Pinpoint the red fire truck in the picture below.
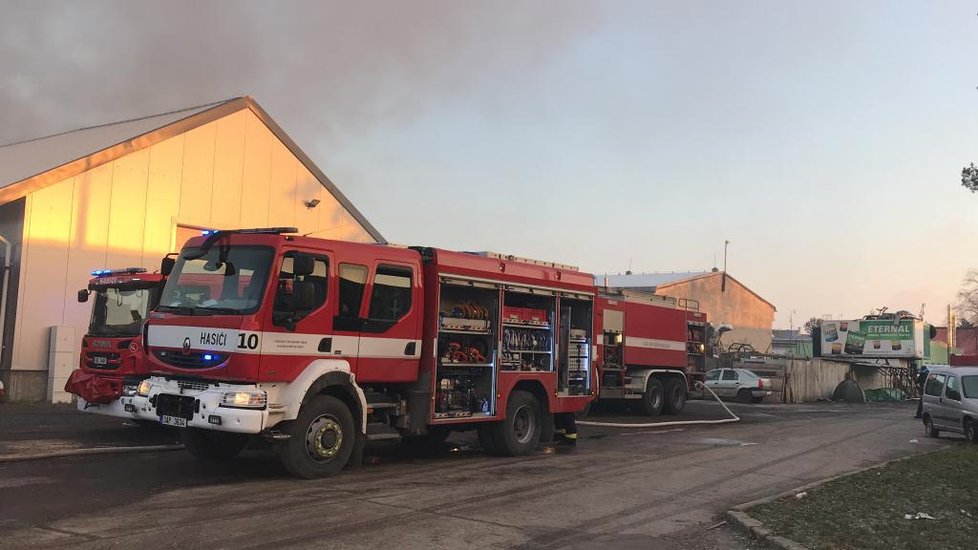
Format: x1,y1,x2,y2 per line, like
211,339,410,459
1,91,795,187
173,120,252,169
125,228,597,478
66,264,169,416
593,290,708,415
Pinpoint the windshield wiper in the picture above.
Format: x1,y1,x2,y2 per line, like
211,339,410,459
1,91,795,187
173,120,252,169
193,306,241,315
157,305,197,315
90,325,132,337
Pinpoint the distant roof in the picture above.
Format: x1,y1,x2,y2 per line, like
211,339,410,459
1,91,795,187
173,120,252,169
597,271,712,289
599,270,776,311
0,96,384,243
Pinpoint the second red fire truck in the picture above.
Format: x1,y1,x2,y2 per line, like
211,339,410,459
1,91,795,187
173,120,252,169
593,290,708,415
66,263,169,415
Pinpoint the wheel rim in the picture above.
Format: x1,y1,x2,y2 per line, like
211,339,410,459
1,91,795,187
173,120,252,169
512,404,535,444
306,415,343,462
648,386,662,408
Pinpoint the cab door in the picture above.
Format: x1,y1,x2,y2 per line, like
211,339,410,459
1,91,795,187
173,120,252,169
355,261,422,383
259,250,332,382
330,263,370,374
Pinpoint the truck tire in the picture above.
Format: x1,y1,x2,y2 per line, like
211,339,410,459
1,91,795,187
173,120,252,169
278,395,356,479
663,378,687,415
478,425,501,456
641,378,665,416
491,391,540,456
923,415,940,439
182,429,248,461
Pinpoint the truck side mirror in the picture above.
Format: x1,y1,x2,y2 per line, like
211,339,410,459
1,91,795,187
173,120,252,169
292,254,315,277
77,289,90,303
160,256,176,276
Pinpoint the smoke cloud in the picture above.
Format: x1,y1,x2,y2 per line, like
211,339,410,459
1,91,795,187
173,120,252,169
0,1,605,147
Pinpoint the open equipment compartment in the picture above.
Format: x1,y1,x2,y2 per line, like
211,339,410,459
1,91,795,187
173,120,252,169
434,278,499,419
501,287,555,372
558,294,593,396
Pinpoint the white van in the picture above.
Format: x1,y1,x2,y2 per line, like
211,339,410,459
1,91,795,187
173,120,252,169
921,365,978,442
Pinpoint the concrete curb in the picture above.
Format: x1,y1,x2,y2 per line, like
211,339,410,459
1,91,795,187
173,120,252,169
0,444,184,463
725,445,949,549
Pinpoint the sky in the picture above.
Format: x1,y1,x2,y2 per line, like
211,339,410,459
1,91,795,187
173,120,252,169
1,1,976,329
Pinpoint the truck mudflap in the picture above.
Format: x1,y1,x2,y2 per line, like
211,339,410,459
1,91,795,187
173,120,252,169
65,369,122,404
129,377,271,434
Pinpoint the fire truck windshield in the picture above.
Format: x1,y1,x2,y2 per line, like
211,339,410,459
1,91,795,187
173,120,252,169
89,287,154,337
158,245,273,316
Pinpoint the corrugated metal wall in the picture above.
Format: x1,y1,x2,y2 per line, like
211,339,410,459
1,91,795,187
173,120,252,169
11,109,375,382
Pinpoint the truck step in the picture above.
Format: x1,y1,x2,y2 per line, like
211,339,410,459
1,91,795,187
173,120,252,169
366,422,401,441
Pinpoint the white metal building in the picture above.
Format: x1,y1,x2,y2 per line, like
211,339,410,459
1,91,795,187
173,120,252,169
0,97,383,401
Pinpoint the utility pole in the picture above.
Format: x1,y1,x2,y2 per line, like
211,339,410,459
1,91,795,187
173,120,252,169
721,240,729,292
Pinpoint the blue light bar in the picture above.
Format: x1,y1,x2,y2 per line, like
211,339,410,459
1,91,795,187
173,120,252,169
201,229,217,236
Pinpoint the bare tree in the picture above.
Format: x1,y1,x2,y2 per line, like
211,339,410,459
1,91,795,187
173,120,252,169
956,269,978,324
803,317,821,335
963,163,978,193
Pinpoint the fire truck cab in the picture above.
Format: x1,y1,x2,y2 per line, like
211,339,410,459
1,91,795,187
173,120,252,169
130,228,596,478
67,265,167,416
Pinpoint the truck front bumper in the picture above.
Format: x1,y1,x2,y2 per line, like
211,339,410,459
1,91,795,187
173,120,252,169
129,377,271,434
77,394,141,419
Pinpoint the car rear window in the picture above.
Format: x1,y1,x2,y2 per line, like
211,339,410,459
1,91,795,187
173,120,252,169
963,376,978,399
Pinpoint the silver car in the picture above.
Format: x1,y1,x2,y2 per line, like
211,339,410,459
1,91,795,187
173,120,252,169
704,368,773,403
921,365,978,442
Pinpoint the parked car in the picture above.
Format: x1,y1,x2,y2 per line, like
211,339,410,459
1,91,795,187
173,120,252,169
703,368,772,403
921,365,978,442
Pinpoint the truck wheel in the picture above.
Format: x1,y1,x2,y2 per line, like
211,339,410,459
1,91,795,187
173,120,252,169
478,425,501,456
641,378,665,416
278,395,355,479
182,429,248,461
964,419,977,443
663,379,687,415
491,391,540,456
737,388,753,403
923,415,940,438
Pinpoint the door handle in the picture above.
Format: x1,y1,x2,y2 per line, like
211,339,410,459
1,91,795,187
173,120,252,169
404,341,416,356
318,338,332,353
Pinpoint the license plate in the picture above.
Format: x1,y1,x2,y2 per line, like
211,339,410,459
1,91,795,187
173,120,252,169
93,356,108,365
160,415,187,428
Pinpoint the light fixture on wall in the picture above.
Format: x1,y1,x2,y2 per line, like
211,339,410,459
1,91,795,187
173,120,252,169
303,199,321,209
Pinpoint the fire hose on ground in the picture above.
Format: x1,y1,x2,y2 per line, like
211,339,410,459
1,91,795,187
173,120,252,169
577,381,741,428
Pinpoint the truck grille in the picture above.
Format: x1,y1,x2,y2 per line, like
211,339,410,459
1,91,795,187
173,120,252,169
177,380,212,393
152,349,227,369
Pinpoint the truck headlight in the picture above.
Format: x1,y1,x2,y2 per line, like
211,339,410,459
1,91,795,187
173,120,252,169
137,379,153,396
221,390,267,409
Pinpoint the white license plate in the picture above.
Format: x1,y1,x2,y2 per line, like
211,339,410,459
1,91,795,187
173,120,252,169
160,415,187,428
93,356,108,365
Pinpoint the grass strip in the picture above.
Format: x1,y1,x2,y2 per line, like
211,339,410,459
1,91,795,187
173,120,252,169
749,443,978,550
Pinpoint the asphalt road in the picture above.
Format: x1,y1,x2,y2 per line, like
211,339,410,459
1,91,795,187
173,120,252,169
0,400,950,549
